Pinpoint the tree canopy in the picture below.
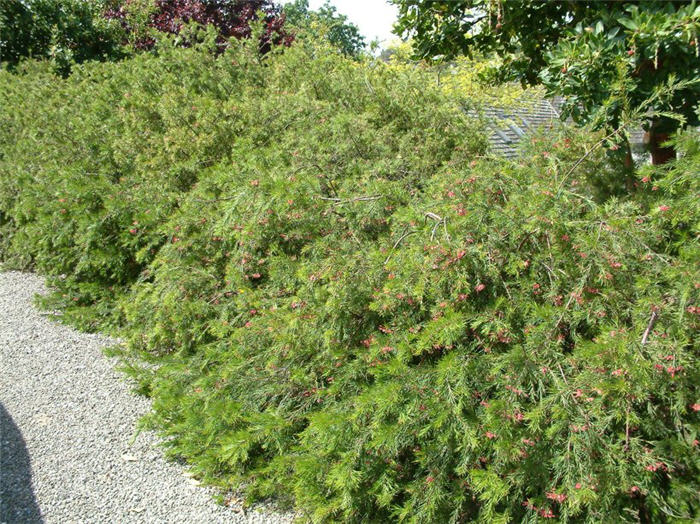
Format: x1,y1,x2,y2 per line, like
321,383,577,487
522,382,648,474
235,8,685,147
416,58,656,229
0,0,125,71
282,0,365,57
0,0,292,73
392,0,700,162
105,0,291,52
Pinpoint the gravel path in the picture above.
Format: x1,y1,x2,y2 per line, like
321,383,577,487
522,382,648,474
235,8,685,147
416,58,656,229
0,271,294,524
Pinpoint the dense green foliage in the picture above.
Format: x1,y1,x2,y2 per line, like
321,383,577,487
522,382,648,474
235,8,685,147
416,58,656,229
392,1,700,151
1,35,699,522
283,0,364,57
105,0,291,52
1,0,291,74
0,0,126,73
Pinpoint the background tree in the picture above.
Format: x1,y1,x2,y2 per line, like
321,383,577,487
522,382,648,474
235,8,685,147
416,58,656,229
282,0,364,57
105,0,292,53
0,0,126,73
392,0,700,164
0,0,292,74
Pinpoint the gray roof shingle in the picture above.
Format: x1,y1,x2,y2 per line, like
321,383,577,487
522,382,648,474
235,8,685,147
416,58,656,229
484,98,561,158
480,95,651,158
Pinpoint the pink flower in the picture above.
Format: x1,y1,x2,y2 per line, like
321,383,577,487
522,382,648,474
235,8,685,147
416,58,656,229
646,461,666,472
485,431,497,439
691,403,700,412
539,508,556,518
546,492,567,503
658,205,670,212
522,500,538,511
666,365,683,377
475,283,486,292
575,483,582,490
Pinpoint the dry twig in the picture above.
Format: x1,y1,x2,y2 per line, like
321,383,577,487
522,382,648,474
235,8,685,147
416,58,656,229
319,195,381,204
384,229,416,265
641,310,658,346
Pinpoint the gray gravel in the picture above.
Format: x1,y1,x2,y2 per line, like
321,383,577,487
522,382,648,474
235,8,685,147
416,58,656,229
0,271,295,524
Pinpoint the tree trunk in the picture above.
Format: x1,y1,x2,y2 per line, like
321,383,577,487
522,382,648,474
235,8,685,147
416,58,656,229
645,128,676,165
623,135,634,169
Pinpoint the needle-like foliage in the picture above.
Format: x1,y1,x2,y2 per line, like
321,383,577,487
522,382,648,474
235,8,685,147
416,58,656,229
0,34,698,523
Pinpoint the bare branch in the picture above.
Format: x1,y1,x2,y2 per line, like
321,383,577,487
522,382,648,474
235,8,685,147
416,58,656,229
641,310,658,346
557,124,630,193
430,220,442,241
319,195,382,205
384,229,416,265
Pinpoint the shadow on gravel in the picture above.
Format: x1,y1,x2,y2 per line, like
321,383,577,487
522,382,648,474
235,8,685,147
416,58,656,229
0,403,43,523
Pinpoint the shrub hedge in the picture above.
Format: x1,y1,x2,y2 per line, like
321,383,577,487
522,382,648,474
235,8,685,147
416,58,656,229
1,36,698,522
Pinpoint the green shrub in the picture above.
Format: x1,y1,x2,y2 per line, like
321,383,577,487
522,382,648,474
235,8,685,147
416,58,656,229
1,36,248,327
1,37,698,522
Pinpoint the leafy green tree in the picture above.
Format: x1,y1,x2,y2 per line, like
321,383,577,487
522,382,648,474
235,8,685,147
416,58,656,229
1,0,292,74
0,0,126,73
283,0,364,56
392,0,700,164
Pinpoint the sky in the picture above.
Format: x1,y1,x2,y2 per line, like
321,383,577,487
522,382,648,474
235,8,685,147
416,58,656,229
279,0,400,47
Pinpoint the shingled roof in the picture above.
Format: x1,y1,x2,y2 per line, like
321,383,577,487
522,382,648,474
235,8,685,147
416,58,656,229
482,95,651,158
484,98,561,158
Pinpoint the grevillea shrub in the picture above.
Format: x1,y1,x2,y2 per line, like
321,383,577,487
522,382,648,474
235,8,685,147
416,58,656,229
1,37,698,522
0,37,251,327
